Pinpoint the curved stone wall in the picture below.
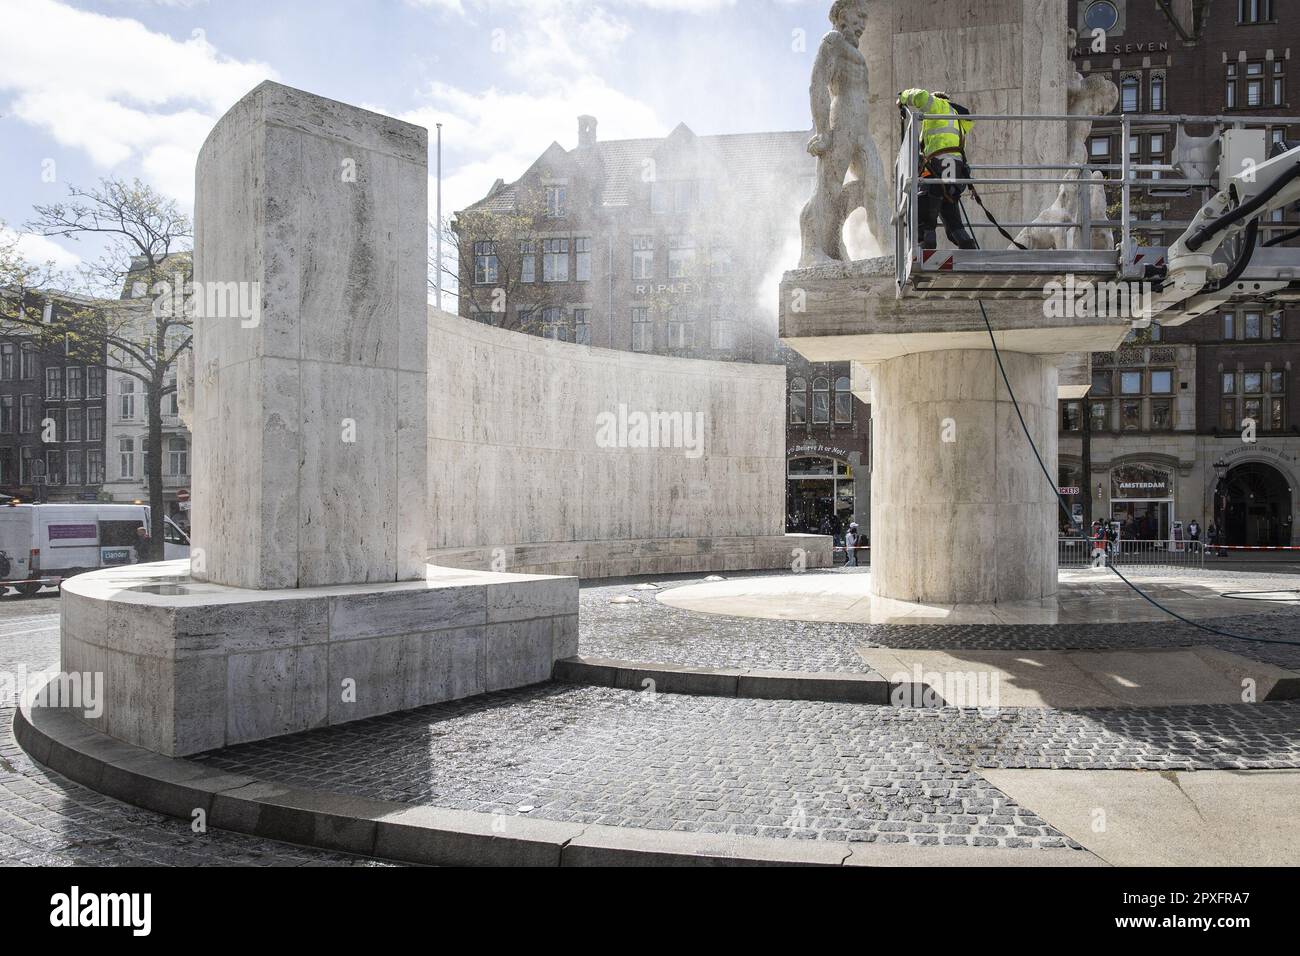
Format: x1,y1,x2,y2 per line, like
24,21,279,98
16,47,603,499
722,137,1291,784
425,309,828,578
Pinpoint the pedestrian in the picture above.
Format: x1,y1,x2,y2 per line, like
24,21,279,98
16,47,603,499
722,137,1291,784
1188,519,1201,554
844,522,859,567
133,525,151,564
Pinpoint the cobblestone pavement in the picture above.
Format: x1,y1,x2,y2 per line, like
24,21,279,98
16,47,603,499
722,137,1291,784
6,575,1300,858
197,682,1300,849
0,597,389,866
579,570,1300,672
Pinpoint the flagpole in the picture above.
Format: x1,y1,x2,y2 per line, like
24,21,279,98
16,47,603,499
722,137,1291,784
435,122,443,313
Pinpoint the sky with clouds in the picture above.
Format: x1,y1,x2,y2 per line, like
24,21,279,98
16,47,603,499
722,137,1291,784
0,0,833,273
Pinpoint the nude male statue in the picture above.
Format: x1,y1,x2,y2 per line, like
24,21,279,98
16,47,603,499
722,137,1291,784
799,0,891,267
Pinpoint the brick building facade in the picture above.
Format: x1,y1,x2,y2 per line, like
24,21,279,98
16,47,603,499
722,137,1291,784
454,118,870,539
1060,0,1300,545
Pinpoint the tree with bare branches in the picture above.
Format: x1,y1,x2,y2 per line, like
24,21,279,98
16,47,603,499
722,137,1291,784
9,179,193,560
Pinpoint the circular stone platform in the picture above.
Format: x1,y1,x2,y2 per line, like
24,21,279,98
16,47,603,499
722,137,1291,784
654,567,1300,626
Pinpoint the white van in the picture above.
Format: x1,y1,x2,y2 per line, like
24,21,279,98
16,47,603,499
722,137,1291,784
0,503,190,596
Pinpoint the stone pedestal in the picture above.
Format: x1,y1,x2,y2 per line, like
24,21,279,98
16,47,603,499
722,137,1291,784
192,81,428,590
868,348,1058,604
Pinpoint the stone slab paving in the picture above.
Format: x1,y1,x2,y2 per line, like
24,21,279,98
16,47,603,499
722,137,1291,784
580,570,1300,673
0,598,389,866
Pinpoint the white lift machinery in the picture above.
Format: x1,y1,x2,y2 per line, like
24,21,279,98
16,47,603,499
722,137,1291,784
895,109,1300,325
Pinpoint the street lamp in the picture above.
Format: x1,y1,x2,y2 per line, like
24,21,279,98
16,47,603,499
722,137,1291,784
1212,458,1229,548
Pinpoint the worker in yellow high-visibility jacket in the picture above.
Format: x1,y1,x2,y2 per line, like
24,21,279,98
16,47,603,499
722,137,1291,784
897,88,978,250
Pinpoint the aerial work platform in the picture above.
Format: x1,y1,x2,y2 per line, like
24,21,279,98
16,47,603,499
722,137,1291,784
892,111,1300,322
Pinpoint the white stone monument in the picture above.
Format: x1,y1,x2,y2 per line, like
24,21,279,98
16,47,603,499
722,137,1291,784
782,1,1131,605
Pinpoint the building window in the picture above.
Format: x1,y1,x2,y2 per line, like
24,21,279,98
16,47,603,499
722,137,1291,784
0,344,13,380
631,307,653,352
1223,372,1237,394
1091,369,1113,395
19,395,36,434
812,377,830,425
710,311,737,350
542,238,569,282
20,345,36,380
66,450,83,486
1244,312,1263,339
1244,371,1264,394
1120,75,1140,113
666,308,695,349
789,377,807,425
1238,0,1274,24
167,435,188,476
45,366,62,400
519,240,535,284
632,236,654,280
119,378,135,420
1089,136,1111,160
473,241,498,285
1150,370,1173,393
834,376,853,424
575,238,591,281
541,307,566,342
1222,313,1236,340
119,437,135,479
710,245,732,277
1270,370,1286,393
45,450,62,486
1271,313,1284,339
1120,370,1143,394
1062,401,1082,431
1120,400,1142,430
1227,63,1237,109
1150,72,1166,112
0,395,12,435
66,366,83,399
20,447,35,484
66,406,84,442
1270,397,1285,430
88,406,104,442
668,236,696,279
573,309,591,346
87,365,104,398
87,448,104,484
1150,400,1172,430
1090,400,1109,432
544,184,567,219
650,182,671,215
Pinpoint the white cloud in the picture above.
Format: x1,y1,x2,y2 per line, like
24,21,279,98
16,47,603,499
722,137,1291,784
0,225,82,271
0,0,275,205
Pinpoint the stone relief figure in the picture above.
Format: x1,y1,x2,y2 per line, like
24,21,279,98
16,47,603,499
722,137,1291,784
1065,28,1120,166
1013,170,1113,251
799,0,891,267
1017,28,1118,250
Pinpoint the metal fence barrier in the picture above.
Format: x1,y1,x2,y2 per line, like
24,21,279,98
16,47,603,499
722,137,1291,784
1059,537,1206,569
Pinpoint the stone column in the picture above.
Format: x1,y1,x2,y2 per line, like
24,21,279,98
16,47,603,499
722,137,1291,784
868,348,1059,604
191,81,428,590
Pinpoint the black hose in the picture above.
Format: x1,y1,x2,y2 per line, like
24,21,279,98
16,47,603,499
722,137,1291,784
1263,226,1300,247
1186,161,1300,252
1205,218,1259,293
